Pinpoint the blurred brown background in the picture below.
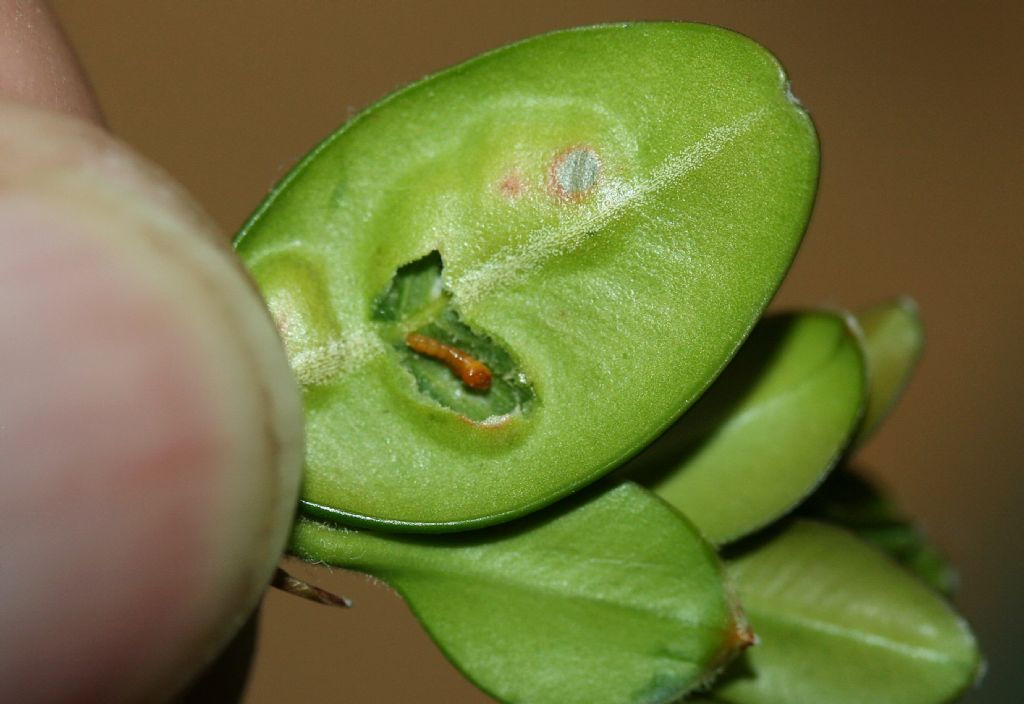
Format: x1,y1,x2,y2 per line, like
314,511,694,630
51,2,1021,702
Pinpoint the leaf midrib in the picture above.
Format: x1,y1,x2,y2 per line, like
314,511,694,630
744,601,971,667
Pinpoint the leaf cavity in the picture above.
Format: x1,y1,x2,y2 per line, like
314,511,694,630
372,250,534,422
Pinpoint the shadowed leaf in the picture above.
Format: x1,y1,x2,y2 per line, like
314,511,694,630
712,520,980,704
625,311,865,544
291,483,748,704
799,467,957,595
851,297,923,447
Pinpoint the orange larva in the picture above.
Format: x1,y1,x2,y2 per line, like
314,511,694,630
405,332,493,391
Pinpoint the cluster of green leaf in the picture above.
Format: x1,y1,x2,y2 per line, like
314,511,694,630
290,300,980,704
235,22,980,704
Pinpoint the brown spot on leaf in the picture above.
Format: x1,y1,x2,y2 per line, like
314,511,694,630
498,171,525,199
274,313,290,338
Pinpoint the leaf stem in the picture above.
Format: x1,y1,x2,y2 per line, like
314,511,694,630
271,567,352,607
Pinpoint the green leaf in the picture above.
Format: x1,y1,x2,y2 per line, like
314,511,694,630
712,520,981,704
851,297,923,447
624,311,866,544
290,482,750,704
236,22,819,530
800,467,957,595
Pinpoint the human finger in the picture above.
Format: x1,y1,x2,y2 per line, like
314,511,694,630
0,100,304,703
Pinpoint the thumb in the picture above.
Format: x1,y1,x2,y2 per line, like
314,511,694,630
0,100,304,702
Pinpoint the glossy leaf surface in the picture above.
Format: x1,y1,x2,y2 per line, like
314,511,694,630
625,311,865,544
851,297,923,447
712,520,980,704
236,23,819,530
290,482,749,704
800,468,956,595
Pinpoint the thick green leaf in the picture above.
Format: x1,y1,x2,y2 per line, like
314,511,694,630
290,482,749,704
624,311,865,544
800,468,957,595
852,297,923,447
712,520,981,704
236,22,819,530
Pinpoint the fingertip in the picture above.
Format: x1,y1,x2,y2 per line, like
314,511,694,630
0,103,303,701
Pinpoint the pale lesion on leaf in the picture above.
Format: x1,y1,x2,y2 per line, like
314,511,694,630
548,144,602,201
